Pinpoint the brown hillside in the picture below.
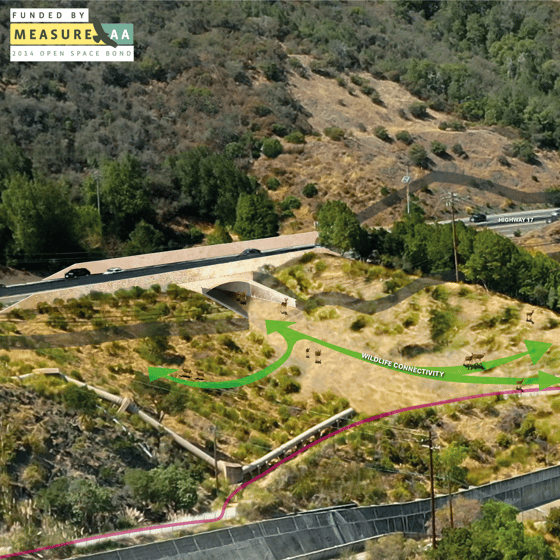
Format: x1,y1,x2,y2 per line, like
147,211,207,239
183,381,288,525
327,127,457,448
251,57,560,236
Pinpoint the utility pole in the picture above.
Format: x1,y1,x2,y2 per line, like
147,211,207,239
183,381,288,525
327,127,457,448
96,176,100,214
448,474,454,529
213,425,220,493
427,431,437,550
402,166,411,214
445,191,460,283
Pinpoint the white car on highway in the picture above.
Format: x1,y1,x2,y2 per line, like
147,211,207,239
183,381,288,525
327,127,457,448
103,267,123,275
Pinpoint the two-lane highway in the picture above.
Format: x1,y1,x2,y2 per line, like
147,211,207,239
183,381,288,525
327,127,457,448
0,244,316,299
439,208,559,237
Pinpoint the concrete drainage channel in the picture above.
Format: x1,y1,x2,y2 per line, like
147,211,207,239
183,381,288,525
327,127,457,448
69,463,560,560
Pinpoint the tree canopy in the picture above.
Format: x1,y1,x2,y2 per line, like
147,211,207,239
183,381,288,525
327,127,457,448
430,500,557,560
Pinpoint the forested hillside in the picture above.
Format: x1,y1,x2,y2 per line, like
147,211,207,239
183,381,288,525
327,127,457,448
1,0,560,272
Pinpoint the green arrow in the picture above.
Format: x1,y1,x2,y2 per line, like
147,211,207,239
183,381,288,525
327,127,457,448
537,370,560,390
266,320,298,335
148,333,297,389
481,340,551,369
148,320,554,390
149,367,178,382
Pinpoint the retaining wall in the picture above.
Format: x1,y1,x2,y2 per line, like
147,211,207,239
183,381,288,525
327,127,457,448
70,463,560,560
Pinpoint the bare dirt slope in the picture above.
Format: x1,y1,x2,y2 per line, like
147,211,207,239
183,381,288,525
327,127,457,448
247,255,560,416
252,57,560,236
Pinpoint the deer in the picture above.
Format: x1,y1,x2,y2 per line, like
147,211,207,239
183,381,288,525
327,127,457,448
179,368,192,379
516,379,524,392
463,354,474,367
280,297,289,315
526,310,535,322
471,353,485,365
315,349,322,364
306,347,310,358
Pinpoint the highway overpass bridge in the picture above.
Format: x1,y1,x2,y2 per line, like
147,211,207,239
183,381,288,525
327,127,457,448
0,232,324,316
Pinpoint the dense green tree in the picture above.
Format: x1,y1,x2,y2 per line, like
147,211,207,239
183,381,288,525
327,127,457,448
123,220,166,256
206,221,233,245
67,478,113,530
430,500,557,560
408,144,428,167
125,464,198,511
62,384,98,416
234,191,279,240
2,174,81,258
97,153,152,239
465,231,520,293
0,142,33,190
166,146,255,226
39,477,113,531
317,200,365,255
262,137,283,158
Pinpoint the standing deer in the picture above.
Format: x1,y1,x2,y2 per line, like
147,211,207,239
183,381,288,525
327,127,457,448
315,350,322,364
306,348,310,358
526,310,534,323
471,353,485,364
463,354,474,367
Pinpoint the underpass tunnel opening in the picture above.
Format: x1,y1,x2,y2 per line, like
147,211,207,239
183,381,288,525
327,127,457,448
202,281,253,318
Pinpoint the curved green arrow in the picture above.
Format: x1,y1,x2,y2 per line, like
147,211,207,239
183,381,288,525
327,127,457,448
148,320,558,390
149,332,297,389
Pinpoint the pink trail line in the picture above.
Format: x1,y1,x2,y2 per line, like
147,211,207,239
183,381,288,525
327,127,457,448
3,386,558,558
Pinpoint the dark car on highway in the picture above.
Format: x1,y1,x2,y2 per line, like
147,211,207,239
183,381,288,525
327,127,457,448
469,213,487,223
546,210,560,224
65,268,91,279
240,248,261,256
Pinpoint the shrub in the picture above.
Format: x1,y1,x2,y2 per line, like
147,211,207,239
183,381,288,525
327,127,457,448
431,140,447,156
370,90,382,104
289,57,303,69
409,101,428,119
271,123,288,137
408,143,428,167
432,286,449,302
396,130,413,145
62,384,97,416
449,120,466,131
286,131,305,144
429,308,458,345
350,74,366,86
254,105,272,117
267,177,280,191
324,127,345,141
510,139,536,164
452,143,466,156
500,306,520,325
281,195,301,210
336,76,346,87
374,126,390,141
262,138,283,159
496,433,512,449
402,313,419,328
47,312,68,330
361,85,374,96
303,183,318,198
498,155,510,166
546,508,560,538
350,316,368,331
